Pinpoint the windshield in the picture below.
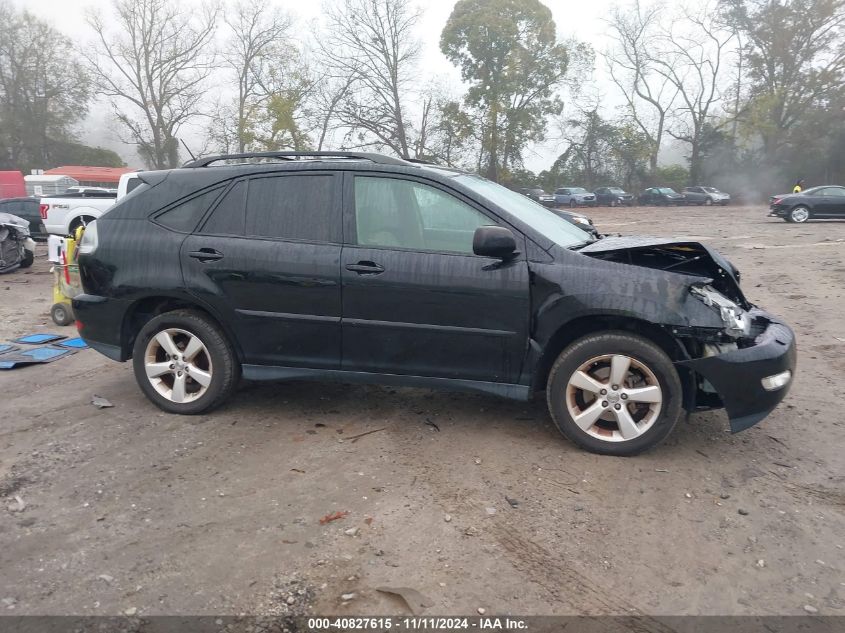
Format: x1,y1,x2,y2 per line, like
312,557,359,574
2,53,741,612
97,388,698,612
455,175,593,248
609,188,625,193
702,187,719,193
569,187,588,193
658,188,677,194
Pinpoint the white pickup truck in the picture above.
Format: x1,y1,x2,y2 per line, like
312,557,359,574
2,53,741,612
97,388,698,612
40,172,141,236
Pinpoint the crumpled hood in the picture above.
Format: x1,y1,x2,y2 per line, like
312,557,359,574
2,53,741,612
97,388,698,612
579,235,747,307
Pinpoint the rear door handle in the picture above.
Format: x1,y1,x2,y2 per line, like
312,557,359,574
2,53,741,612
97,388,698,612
345,261,384,275
189,248,223,262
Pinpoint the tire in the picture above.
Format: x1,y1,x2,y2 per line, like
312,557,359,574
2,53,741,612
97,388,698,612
787,206,810,223
569,200,577,209
704,197,713,206
546,332,683,456
132,309,239,415
610,199,618,208
50,303,73,326
19,248,34,268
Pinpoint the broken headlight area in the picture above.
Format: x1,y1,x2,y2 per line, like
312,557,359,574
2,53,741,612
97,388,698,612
690,284,751,339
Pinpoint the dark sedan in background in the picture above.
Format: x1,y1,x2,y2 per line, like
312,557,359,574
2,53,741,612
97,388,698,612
682,186,731,206
594,187,635,206
0,197,47,240
638,187,686,206
769,185,845,222
518,188,556,207
549,207,599,237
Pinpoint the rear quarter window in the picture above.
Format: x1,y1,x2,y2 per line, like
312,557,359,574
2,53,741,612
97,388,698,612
155,187,224,233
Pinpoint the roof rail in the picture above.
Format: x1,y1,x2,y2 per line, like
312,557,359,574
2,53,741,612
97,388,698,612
182,151,411,168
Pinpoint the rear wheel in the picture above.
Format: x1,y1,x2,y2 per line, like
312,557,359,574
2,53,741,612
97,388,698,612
787,206,810,223
546,332,683,456
132,310,238,414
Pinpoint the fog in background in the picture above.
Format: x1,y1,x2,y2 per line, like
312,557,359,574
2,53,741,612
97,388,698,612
2,0,843,200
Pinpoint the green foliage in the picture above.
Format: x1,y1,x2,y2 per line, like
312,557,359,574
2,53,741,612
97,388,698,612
652,165,690,192
0,0,90,172
537,110,652,191
440,0,569,181
47,141,126,168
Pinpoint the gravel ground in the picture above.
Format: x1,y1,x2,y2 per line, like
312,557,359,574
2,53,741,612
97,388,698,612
0,205,843,617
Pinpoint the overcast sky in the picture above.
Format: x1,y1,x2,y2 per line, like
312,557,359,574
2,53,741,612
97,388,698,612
16,0,626,172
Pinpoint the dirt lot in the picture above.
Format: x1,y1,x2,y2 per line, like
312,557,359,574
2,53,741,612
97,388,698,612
0,205,843,618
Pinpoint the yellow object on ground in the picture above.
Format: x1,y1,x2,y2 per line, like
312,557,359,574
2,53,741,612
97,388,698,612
50,226,84,326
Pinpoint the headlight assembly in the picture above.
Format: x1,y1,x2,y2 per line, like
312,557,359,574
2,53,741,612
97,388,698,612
690,285,751,338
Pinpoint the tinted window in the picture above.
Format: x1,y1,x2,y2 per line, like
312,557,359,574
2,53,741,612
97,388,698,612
246,175,336,242
354,176,494,254
202,181,246,235
156,187,223,232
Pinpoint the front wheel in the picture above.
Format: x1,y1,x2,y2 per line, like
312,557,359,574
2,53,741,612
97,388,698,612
546,332,683,456
569,200,577,209
787,206,810,223
132,310,239,414
704,197,713,206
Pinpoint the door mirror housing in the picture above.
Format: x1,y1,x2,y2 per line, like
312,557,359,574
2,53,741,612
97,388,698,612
473,226,517,259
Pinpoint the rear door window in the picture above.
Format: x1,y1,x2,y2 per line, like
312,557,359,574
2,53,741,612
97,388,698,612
246,174,338,243
201,181,247,236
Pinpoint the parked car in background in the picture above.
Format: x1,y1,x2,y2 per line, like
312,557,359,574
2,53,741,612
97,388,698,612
518,188,556,207
0,212,36,273
769,185,845,223
0,197,47,240
40,190,117,236
554,187,596,208
682,186,731,206
549,207,599,237
638,187,686,206
73,150,796,456
594,187,635,207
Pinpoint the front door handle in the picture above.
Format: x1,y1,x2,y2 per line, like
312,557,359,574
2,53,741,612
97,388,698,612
189,248,224,262
345,261,384,275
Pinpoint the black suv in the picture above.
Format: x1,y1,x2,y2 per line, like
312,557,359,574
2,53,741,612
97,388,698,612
74,152,796,456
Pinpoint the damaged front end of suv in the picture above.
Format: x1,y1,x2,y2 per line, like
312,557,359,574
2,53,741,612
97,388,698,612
535,236,796,433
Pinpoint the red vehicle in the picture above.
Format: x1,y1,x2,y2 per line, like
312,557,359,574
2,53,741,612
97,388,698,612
0,171,26,199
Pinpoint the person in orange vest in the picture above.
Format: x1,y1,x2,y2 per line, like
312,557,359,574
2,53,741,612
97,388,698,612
793,179,805,194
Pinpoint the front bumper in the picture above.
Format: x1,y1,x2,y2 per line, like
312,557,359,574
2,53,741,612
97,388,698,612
676,309,797,432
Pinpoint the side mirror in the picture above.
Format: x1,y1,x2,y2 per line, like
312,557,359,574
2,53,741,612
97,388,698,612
473,226,517,259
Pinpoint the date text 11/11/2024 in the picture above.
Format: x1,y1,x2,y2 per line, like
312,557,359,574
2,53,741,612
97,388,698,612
307,617,529,630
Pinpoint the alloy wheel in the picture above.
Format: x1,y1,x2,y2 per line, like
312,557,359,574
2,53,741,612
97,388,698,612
790,207,810,223
565,354,663,442
144,328,213,404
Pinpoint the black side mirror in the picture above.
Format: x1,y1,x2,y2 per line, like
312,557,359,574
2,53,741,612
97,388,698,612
473,226,517,259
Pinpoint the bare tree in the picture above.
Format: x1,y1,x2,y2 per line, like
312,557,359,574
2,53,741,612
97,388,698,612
651,2,734,183
220,0,294,153
318,0,422,158
85,0,218,168
605,0,678,173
